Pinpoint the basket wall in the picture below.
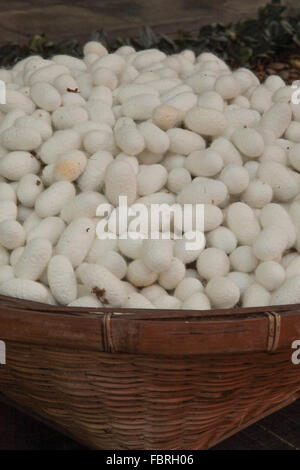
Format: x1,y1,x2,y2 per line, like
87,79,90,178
0,341,299,450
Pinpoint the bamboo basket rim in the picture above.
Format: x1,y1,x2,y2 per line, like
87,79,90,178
0,294,300,356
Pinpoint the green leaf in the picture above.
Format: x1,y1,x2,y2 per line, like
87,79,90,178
281,19,295,35
29,34,48,52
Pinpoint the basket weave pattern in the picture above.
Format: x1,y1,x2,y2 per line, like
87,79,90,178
0,296,299,449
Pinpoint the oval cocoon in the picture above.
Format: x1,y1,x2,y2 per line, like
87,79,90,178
77,263,127,307
48,255,77,305
184,106,227,136
30,81,62,112
56,217,95,267
105,160,137,207
35,181,76,218
0,279,50,303
14,237,52,281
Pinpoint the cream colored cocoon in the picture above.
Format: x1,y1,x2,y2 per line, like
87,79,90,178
14,237,52,281
47,255,77,305
0,279,51,303
77,263,127,307
35,181,76,217
55,218,95,267
105,160,137,206
0,40,300,310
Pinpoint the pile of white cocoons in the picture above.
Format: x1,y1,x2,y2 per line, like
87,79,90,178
1,41,300,311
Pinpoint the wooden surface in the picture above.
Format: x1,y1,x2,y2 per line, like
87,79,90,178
0,0,298,46
0,400,298,450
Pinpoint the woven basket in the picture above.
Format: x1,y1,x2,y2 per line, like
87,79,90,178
0,294,299,450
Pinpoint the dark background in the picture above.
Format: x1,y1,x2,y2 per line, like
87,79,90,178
0,0,298,46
